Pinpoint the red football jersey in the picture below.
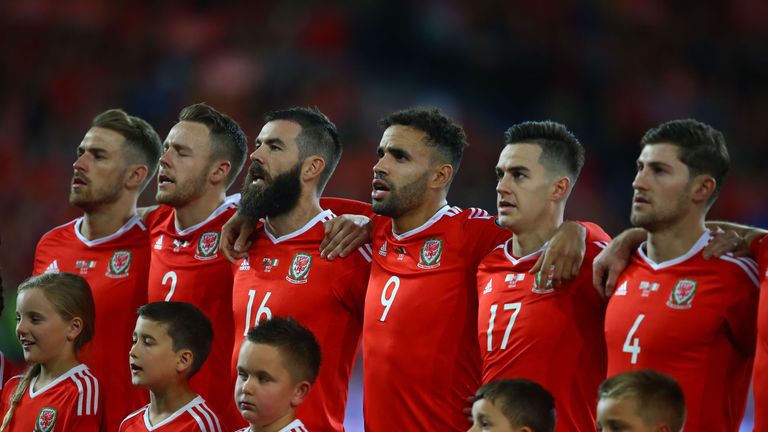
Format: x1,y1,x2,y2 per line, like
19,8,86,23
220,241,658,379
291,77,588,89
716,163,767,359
0,364,102,431
232,209,371,432
605,231,759,432
476,223,610,432
750,234,768,432
363,206,510,431
33,215,149,431
235,418,308,432
146,195,239,429
119,396,222,432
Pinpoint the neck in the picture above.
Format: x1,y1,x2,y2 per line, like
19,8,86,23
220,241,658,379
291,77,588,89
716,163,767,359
250,411,296,432
173,190,226,230
509,207,563,257
391,195,448,235
265,193,322,238
645,212,706,263
79,199,137,240
37,356,79,389
148,382,197,425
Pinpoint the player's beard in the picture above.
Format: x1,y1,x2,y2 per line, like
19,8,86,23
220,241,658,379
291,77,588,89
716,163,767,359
630,190,690,232
69,175,124,212
239,162,302,219
156,168,209,208
371,171,430,218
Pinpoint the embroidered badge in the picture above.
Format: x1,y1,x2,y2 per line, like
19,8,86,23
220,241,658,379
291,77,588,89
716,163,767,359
417,239,443,269
531,267,554,294
666,279,697,310
286,253,312,284
195,231,220,260
36,407,57,432
106,250,131,278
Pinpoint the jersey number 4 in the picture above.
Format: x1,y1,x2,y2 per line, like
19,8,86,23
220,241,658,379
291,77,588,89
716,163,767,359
486,302,522,351
623,314,645,364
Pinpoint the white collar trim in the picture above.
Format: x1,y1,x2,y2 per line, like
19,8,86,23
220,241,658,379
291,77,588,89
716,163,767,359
174,194,240,236
637,231,711,271
74,215,145,247
392,205,453,240
265,210,333,244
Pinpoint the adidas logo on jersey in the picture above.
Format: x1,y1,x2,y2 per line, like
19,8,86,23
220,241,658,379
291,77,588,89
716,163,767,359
45,260,60,274
154,235,164,250
239,258,251,271
614,281,627,296
482,280,493,295
379,242,388,256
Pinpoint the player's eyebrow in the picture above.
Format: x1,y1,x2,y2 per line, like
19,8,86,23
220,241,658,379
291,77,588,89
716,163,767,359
378,145,411,160
255,137,285,147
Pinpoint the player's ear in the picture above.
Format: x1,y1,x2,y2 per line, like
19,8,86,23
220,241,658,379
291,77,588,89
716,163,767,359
301,156,326,185
518,427,534,432
66,316,84,342
656,425,672,432
125,164,148,191
690,174,715,205
550,176,571,203
290,380,312,407
430,163,453,190
176,348,194,374
209,160,232,186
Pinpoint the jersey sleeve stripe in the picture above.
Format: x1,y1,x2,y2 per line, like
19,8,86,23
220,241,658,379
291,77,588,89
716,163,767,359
194,405,216,432
357,246,372,263
719,255,760,287
737,256,759,274
593,241,608,249
364,243,373,255
75,370,94,415
188,408,209,432
72,373,85,415
83,369,100,415
197,402,223,432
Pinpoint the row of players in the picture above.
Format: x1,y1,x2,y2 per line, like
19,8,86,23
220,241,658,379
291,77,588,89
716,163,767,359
4,103,766,431
3,271,687,432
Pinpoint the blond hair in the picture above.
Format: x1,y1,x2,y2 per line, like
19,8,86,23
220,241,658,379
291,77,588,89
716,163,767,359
0,273,95,431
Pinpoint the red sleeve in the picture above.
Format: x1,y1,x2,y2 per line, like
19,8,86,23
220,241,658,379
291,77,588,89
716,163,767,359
320,197,374,218
143,205,172,230
722,258,760,357
32,235,48,275
331,252,371,321
463,210,511,263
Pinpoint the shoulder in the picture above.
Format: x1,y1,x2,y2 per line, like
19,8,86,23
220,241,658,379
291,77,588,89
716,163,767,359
37,219,78,244
119,405,148,430
67,366,100,415
186,398,223,432
715,254,760,287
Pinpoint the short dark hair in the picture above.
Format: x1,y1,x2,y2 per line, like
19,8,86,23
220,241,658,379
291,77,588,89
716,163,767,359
474,379,556,432
263,107,341,193
178,103,248,188
504,121,585,183
641,119,729,207
599,370,686,432
137,301,213,377
92,109,162,192
379,107,468,175
246,316,321,384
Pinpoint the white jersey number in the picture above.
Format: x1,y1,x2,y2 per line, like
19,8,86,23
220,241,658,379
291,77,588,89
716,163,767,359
379,276,400,322
244,290,273,335
162,271,177,301
623,314,645,364
486,302,522,351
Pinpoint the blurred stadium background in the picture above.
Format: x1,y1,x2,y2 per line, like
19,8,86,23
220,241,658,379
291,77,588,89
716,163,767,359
1,0,766,429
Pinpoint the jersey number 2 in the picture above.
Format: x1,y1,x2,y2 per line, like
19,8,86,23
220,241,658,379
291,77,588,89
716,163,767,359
162,271,177,301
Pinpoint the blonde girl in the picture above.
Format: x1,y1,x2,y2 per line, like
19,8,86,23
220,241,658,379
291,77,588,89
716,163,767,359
0,272,101,431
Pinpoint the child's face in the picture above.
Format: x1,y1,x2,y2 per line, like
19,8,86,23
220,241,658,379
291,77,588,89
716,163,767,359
16,288,77,366
234,340,307,428
469,398,520,432
596,397,667,432
129,317,182,389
